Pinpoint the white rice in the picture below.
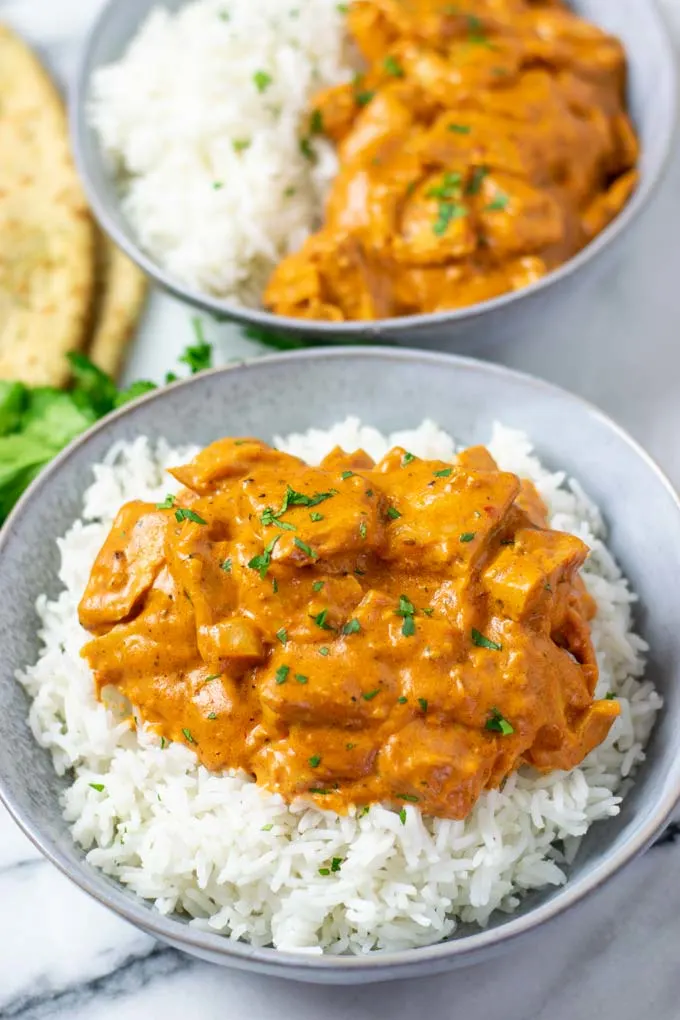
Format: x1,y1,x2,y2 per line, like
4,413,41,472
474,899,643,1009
89,0,349,304
18,420,661,955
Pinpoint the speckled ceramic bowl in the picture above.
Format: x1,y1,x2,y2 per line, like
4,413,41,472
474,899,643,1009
70,0,677,351
1,349,680,983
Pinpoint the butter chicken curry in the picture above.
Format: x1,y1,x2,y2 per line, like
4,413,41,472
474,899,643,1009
78,438,618,820
265,0,639,320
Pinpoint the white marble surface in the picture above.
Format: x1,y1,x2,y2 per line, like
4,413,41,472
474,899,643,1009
2,0,680,1016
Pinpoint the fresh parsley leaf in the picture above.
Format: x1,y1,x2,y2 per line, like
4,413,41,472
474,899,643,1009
485,707,514,735
471,628,502,651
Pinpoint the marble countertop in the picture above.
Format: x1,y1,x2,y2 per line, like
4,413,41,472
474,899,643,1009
2,1,680,1017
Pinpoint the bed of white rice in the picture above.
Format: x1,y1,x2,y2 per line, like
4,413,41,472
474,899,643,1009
89,0,350,305
19,420,661,955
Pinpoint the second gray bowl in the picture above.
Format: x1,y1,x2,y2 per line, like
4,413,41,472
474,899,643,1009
70,0,677,351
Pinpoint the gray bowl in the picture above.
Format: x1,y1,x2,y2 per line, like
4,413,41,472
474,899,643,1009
2,348,680,982
70,0,677,351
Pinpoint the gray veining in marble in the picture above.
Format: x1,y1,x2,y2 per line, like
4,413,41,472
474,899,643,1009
1,0,680,1017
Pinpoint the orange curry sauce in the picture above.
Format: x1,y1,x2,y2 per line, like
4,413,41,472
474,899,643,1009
265,0,639,320
78,438,618,819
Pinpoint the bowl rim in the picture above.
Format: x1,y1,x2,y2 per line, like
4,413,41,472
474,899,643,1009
2,345,680,977
69,0,679,337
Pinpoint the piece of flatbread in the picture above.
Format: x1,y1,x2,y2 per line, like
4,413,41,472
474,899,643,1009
88,233,148,379
0,23,95,386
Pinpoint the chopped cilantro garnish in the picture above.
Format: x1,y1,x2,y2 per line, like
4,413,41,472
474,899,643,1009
156,494,176,510
295,673,308,684
402,452,415,465
248,535,280,579
312,580,325,592
359,520,367,540
342,618,361,635
175,507,207,525
182,728,196,744
341,470,355,480
261,823,274,831
460,532,476,542
319,646,330,656
312,608,332,630
310,109,324,135
310,511,324,521
232,138,251,153
207,712,217,720
398,696,408,704
485,707,514,735
276,628,287,645
275,665,290,685
387,506,402,520
318,867,331,876
433,468,452,478
362,688,380,701
331,857,343,872
485,192,509,211
221,558,232,572
448,123,471,134
467,166,489,195
399,808,407,824
89,782,105,792
355,89,375,107
308,754,321,768
471,628,502,651
397,793,419,803
383,55,404,77
253,70,273,93
294,536,318,560
418,698,428,713
402,615,416,637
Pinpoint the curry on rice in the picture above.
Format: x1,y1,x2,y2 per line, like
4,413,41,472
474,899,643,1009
78,437,618,820
265,0,639,320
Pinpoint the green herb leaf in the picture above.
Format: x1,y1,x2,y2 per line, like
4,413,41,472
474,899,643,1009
359,520,367,539
402,452,415,465
342,618,361,635
418,698,428,713
299,137,315,161
204,674,221,682
253,69,273,92
207,712,217,720
89,782,105,792
312,580,325,592
448,123,471,134
261,823,274,831
471,628,502,651
355,89,375,107
402,615,416,637
156,494,176,510
485,192,509,212
272,577,278,593
459,532,476,542
485,706,514,735
308,754,322,768
294,536,318,560
319,646,330,656
175,507,207,525
182,728,197,744
232,138,251,153
346,742,356,750
396,594,416,617
310,511,324,521
362,688,380,701
310,109,324,135
318,867,330,876
221,558,232,572
276,628,287,645
341,470,355,480
397,696,408,704
331,857,343,872
248,535,280,579
397,793,419,803
467,166,489,195
180,319,213,374
399,807,407,824
275,665,290,685
386,506,402,520
312,608,333,630
383,55,404,77
433,468,453,478
605,692,617,700
295,673,308,684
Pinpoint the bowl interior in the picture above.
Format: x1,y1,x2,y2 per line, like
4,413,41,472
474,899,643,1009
1,349,680,982
71,0,677,340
